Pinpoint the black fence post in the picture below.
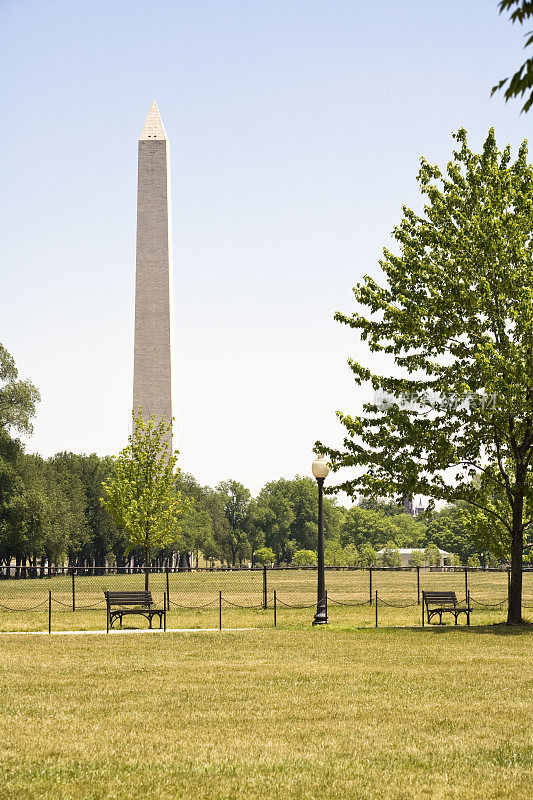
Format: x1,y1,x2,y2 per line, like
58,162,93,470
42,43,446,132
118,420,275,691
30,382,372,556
163,591,167,631
369,567,373,605
375,590,378,627
72,569,75,612
48,590,52,634
263,566,267,610
219,590,222,630
166,567,170,609
467,589,470,626
106,600,109,634
464,567,468,601
422,594,425,627
417,566,420,605
274,590,277,627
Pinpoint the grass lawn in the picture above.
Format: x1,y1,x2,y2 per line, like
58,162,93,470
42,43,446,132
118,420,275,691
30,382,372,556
1,568,530,631
0,626,531,799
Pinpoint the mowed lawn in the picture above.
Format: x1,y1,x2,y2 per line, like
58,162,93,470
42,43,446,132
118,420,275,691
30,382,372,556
0,627,531,800
1,568,528,631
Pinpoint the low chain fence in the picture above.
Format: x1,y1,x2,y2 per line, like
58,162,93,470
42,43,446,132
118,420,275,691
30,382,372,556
0,565,531,632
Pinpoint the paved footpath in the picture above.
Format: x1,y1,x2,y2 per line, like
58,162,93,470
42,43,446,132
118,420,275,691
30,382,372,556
0,628,255,636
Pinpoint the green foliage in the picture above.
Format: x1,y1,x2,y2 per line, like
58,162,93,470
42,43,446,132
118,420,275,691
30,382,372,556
358,497,406,516
359,542,379,567
493,1,533,113
342,543,359,566
254,546,276,565
319,129,533,622
380,541,402,568
324,540,347,566
175,473,221,565
409,549,425,567
425,504,477,564
467,554,481,569
216,479,252,566
425,543,442,568
341,505,425,551
292,549,317,566
0,343,40,436
253,476,342,564
101,410,187,570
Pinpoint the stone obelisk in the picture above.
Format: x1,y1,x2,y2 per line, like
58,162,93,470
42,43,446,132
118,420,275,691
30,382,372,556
133,100,174,450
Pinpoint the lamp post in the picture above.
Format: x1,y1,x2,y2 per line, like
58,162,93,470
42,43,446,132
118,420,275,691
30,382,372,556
312,454,329,625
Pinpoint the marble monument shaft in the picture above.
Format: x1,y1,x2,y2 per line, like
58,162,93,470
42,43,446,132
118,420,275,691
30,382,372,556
133,100,174,447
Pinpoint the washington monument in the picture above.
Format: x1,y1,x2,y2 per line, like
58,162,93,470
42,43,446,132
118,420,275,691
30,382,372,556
133,100,174,450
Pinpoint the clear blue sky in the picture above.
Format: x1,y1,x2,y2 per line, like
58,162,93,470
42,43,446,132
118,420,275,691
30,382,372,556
0,0,530,495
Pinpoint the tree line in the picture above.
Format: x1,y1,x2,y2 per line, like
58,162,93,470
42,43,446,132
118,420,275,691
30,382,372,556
0,450,502,574
0,339,522,573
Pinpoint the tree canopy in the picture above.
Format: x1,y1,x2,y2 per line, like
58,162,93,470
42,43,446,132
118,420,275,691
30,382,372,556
319,128,533,623
493,1,533,113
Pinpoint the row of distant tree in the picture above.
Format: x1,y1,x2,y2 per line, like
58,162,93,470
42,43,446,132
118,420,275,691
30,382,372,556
0,446,503,572
0,342,523,575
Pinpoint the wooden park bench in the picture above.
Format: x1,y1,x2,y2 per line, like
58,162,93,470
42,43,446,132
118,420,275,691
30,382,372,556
105,591,166,631
422,590,471,626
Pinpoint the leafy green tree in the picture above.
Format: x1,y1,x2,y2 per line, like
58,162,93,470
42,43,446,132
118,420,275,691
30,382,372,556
341,506,394,550
425,504,478,564
324,539,347,566
292,549,317,566
254,546,276,565
425,543,442,568
216,480,252,566
493,1,533,113
343,543,359,566
381,541,402,568
409,549,426,567
358,497,406,516
174,473,220,568
48,453,113,565
252,480,293,564
101,410,187,588
254,476,341,564
467,554,481,569
319,129,533,623
0,344,40,436
359,542,378,567
0,344,40,572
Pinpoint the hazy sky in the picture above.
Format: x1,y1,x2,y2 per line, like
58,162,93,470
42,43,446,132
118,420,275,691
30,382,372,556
1,0,531,496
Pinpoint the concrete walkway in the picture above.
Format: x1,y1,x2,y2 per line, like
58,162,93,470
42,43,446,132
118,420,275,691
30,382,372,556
0,627,256,636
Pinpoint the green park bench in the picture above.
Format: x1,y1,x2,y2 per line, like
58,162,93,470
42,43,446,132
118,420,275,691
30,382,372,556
422,590,471,626
105,590,166,631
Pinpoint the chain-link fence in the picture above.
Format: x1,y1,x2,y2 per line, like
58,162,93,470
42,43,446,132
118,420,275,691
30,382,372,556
0,565,531,632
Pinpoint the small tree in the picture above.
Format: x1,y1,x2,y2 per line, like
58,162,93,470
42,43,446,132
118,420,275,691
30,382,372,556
292,549,318,566
467,554,481,569
381,541,402,568
359,543,378,567
254,546,276,566
425,543,442,568
324,540,347,566
101,410,187,589
409,549,426,567
343,543,359,566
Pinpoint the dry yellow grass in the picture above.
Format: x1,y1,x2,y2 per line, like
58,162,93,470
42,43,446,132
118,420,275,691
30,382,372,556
0,626,531,799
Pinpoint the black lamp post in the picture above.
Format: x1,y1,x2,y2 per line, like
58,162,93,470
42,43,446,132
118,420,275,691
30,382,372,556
312,454,329,625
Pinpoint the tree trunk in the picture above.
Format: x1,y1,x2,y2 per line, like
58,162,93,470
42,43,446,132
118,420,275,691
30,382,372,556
144,544,149,591
507,499,524,624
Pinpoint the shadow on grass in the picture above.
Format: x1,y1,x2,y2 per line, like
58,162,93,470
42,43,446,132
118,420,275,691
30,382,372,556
406,620,532,636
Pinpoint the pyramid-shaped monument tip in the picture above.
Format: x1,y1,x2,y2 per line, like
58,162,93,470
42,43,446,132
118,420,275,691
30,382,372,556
139,99,167,140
